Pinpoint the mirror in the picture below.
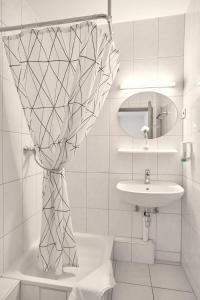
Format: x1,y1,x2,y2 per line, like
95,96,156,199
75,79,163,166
118,92,178,139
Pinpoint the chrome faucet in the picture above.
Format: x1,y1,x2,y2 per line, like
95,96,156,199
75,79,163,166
145,169,150,184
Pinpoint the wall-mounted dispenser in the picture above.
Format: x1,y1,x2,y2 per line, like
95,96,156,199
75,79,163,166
181,142,192,162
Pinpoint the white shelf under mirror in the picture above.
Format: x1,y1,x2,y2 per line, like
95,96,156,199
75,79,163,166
118,148,178,154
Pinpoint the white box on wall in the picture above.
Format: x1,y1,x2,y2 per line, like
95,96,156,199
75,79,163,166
132,238,155,264
113,237,155,264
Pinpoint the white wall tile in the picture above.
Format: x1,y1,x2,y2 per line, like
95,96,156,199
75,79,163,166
157,174,182,184
159,15,185,57
21,0,38,24
71,207,86,233
87,173,108,209
0,135,3,185
0,186,3,238
21,110,29,134
23,213,40,252
0,238,3,275
157,136,182,175
109,61,133,99
109,210,132,237
133,153,157,175
113,22,133,61
156,250,180,263
87,208,108,235
132,212,143,239
36,173,43,212
0,79,3,131
4,180,23,235
67,172,86,208
109,136,133,174
134,18,158,59
23,176,37,221
182,218,200,298
3,79,21,133
133,58,157,82
87,136,109,172
4,226,23,271
2,0,21,26
157,214,181,252
3,132,22,183
90,100,110,136
109,173,133,211
159,199,181,214
158,57,184,96
190,140,200,184
158,153,182,175
2,48,14,83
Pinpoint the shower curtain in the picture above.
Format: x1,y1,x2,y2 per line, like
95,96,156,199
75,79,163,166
3,21,119,274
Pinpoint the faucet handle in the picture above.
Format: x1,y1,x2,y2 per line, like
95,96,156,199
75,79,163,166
145,169,150,175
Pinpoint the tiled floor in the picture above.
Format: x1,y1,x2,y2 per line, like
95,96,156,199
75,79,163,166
112,261,196,300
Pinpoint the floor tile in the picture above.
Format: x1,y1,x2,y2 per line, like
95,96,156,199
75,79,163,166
113,283,153,300
115,261,151,286
149,264,192,292
153,288,196,300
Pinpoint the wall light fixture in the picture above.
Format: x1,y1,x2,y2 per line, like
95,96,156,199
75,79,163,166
120,80,176,90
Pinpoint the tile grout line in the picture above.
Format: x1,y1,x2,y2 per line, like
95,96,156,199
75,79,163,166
151,286,194,293
115,279,195,294
148,264,155,300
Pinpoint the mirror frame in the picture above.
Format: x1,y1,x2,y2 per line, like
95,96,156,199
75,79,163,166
117,91,178,139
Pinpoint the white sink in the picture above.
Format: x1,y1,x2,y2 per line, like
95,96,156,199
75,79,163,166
116,180,184,208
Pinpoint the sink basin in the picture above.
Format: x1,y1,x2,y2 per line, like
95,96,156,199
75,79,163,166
116,180,184,208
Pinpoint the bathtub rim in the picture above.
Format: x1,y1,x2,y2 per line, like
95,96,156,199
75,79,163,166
3,233,114,291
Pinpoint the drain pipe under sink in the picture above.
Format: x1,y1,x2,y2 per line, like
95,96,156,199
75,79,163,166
143,209,151,242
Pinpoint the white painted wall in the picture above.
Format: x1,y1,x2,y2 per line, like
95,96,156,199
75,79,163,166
0,0,42,275
26,0,190,23
67,15,185,263
182,0,200,298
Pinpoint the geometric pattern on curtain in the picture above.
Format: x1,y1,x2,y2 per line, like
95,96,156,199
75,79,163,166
3,21,119,275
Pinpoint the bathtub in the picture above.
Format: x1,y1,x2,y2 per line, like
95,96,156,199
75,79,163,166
3,233,114,300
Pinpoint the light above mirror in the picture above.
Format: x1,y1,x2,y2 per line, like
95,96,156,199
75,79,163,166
118,92,178,139
120,80,176,90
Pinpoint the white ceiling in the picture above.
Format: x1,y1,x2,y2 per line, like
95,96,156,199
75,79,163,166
27,0,191,23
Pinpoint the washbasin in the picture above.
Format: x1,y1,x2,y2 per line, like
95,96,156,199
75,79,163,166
116,180,184,208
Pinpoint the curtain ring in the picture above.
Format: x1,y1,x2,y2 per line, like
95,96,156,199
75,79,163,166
24,146,63,174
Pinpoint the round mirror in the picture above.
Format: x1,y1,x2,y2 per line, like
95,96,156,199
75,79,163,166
118,92,178,139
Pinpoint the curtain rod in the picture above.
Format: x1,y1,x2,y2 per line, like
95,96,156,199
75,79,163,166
0,13,112,35
0,0,112,35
